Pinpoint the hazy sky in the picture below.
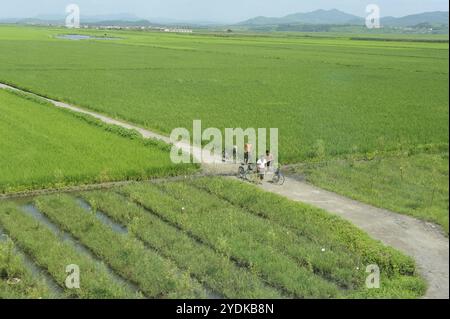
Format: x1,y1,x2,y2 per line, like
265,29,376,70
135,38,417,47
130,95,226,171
0,0,448,22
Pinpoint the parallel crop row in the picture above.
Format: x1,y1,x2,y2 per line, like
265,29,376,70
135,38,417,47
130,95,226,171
0,202,134,298
121,183,343,298
35,194,206,298
157,181,367,288
191,177,418,277
82,190,282,299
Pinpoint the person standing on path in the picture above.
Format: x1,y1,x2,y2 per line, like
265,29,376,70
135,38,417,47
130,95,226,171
265,150,274,169
244,143,253,164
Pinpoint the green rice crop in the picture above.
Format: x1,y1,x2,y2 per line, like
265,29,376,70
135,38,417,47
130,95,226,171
0,26,447,228
81,190,282,299
0,89,196,194
191,177,419,276
0,239,52,299
0,177,427,299
0,202,136,298
35,194,206,298
154,181,366,288
121,182,341,298
120,178,426,298
0,26,447,163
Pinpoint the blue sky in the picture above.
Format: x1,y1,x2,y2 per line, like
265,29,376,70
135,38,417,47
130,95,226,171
0,0,448,22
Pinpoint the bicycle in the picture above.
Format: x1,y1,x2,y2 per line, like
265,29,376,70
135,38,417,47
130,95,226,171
245,168,262,184
271,167,285,185
238,162,256,179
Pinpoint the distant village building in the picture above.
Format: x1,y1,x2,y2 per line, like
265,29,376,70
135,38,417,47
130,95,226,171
162,26,193,33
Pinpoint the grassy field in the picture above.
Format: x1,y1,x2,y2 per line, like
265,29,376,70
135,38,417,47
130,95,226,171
0,26,447,163
292,150,449,232
0,89,195,193
0,177,426,299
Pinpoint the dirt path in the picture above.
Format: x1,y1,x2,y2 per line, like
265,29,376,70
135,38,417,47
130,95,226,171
1,82,448,298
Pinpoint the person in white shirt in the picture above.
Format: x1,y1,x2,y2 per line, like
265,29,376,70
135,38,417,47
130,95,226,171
256,156,267,182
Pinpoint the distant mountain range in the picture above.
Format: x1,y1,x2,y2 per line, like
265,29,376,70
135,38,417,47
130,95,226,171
0,9,448,29
238,9,449,27
381,11,449,27
0,13,220,27
239,9,363,26
0,13,146,25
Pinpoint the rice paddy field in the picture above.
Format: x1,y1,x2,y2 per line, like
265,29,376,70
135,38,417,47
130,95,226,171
0,26,448,163
0,177,426,299
0,25,447,299
0,89,194,193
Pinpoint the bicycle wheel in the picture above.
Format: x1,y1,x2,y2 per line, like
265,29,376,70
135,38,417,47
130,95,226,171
245,171,258,183
273,173,286,185
272,174,280,184
238,166,245,179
